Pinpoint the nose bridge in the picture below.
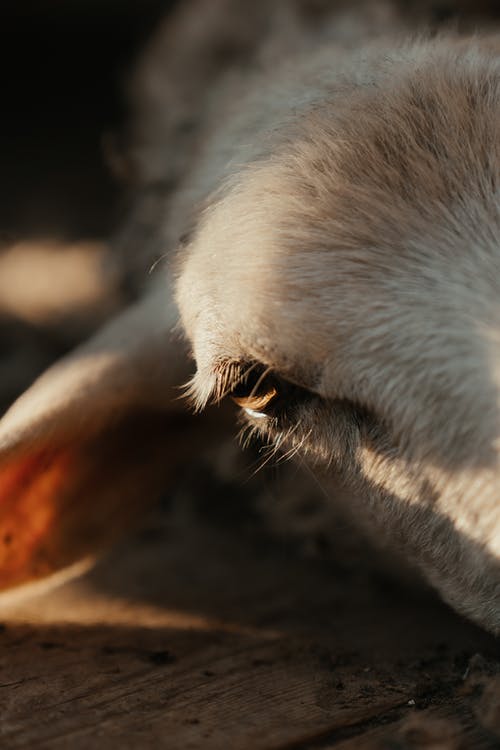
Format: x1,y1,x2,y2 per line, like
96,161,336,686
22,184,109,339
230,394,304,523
484,324,500,451
403,321,500,471
388,232,500,467
330,257,500,472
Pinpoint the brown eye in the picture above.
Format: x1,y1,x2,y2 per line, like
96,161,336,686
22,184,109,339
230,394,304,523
230,367,279,418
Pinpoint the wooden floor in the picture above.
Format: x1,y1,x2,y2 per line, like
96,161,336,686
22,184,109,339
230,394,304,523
0,495,498,750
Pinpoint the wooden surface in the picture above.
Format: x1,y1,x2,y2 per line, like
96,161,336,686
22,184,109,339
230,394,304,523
0,488,498,750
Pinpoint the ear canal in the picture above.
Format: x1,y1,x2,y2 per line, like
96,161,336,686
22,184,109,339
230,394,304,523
0,283,192,594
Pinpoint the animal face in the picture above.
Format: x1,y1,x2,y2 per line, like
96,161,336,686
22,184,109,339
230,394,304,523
176,37,500,631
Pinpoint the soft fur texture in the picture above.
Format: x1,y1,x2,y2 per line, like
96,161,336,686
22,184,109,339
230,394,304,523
162,12,500,630
1,0,500,632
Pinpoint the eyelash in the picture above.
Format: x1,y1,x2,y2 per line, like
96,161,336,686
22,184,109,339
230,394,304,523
228,364,313,422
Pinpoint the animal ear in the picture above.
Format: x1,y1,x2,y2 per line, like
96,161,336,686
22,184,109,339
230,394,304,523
0,285,193,595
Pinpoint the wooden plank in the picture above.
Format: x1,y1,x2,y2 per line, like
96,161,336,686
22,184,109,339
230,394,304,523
299,706,500,749
0,498,497,749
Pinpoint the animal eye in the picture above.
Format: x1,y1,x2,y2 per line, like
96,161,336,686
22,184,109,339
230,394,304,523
230,367,279,419
229,365,314,422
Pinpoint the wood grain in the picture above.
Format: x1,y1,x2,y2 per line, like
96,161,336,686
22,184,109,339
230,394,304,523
0,492,498,750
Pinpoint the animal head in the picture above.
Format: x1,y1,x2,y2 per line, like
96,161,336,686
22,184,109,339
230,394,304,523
177,38,500,630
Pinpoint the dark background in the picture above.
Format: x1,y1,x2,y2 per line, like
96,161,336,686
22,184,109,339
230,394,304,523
0,1,174,242
0,2,177,412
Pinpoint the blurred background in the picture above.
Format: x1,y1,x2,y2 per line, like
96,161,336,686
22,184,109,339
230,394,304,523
0,1,177,239
0,1,177,412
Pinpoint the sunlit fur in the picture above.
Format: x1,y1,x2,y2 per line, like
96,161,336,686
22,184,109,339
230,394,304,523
128,5,500,635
